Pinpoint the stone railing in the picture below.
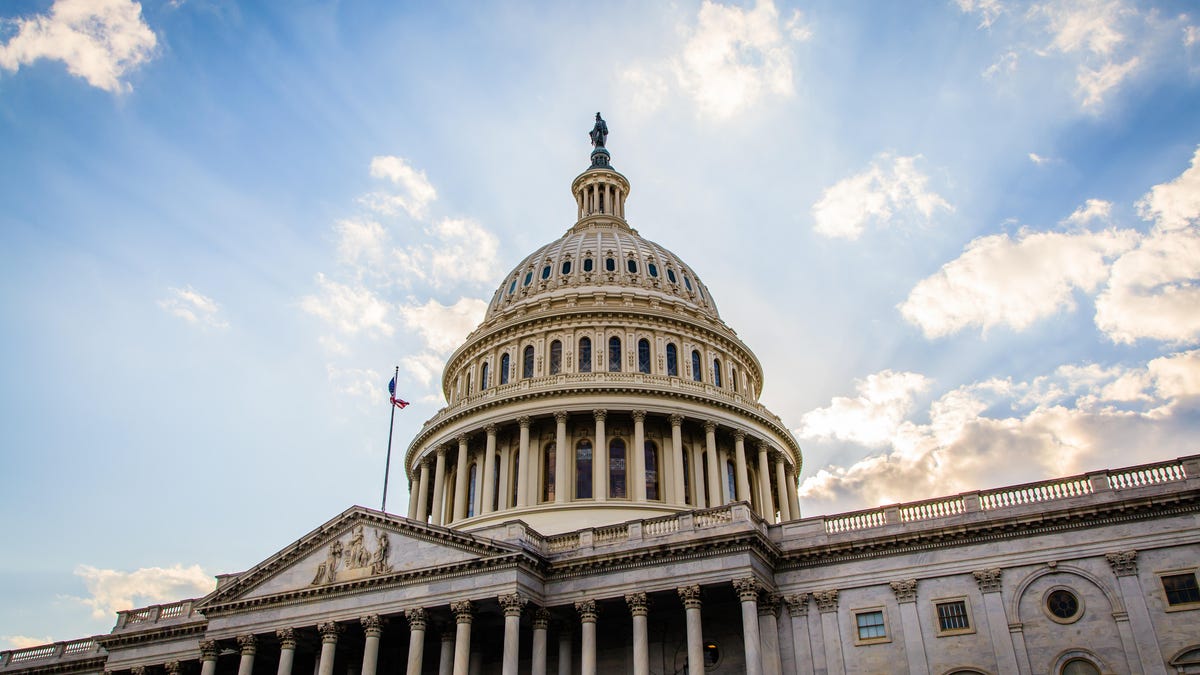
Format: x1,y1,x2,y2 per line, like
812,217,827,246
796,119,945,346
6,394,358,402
114,599,199,630
820,456,1198,535
1,638,101,668
524,503,756,556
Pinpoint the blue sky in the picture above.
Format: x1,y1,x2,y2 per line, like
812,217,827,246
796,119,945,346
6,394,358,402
2,0,1199,647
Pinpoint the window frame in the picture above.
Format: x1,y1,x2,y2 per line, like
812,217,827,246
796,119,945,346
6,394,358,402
522,345,535,379
1159,569,1200,611
549,339,562,375
578,337,592,373
852,607,891,645
932,597,975,637
637,338,651,374
1043,586,1084,624
666,342,678,377
500,353,510,385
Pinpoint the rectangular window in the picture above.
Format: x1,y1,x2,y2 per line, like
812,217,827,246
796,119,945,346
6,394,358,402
1162,572,1200,606
936,600,971,632
855,610,886,641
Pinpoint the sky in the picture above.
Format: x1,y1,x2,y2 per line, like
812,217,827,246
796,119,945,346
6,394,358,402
2,0,1199,648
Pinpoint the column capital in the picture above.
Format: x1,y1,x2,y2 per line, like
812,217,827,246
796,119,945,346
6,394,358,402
783,593,809,617
756,592,781,617
813,590,839,613
1106,550,1139,576
498,593,528,617
131,667,146,675
276,628,297,649
733,576,760,602
517,416,531,429
625,592,649,617
484,423,497,436
451,600,474,624
592,409,608,421
770,450,785,464
553,410,569,423
456,433,469,446
703,420,717,433
199,640,219,661
668,413,684,427
435,446,447,457
677,585,701,609
440,630,455,643
318,621,342,643
631,409,646,422
420,456,433,468
733,429,746,441
405,607,427,631
890,579,918,603
164,662,182,675
973,568,1003,593
575,599,598,623
532,607,551,630
237,634,257,655
360,614,383,638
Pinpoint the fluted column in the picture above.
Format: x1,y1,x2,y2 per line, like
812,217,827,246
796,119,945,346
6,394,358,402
734,578,763,675
784,595,814,675
415,458,432,521
557,625,572,675
670,415,686,505
438,630,454,675
317,622,342,675
972,569,1019,675
499,594,527,675
276,629,296,675
814,591,844,675
236,635,256,675
704,421,720,506
555,411,569,503
407,473,420,519
451,601,473,675
431,448,448,525
733,431,751,503
678,586,704,675
576,599,597,675
1106,551,1167,675
405,608,427,675
758,594,782,675
773,454,791,521
785,467,800,518
756,443,775,520
593,410,608,502
889,580,928,675
481,424,498,514
531,608,550,675
632,410,647,501
517,417,531,507
691,440,707,508
453,434,470,521
360,615,383,675
199,641,218,675
626,592,649,675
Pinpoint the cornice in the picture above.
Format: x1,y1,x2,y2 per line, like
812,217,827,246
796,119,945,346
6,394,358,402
95,623,206,651
546,529,780,580
0,657,108,675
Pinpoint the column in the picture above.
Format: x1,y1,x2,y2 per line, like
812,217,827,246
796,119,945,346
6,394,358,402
361,615,383,675
1106,551,1168,675
236,635,256,675
431,448,448,526
165,661,182,675
439,630,454,675
482,425,498,514
451,600,473,675
576,599,597,675
453,434,470,521
632,410,647,501
670,415,686,506
759,594,782,675
773,455,791,521
555,411,569,503
557,625,572,675
756,443,775,520
813,591,844,675
733,431,751,503
499,594,527,675
498,440,512,510
691,440,707,508
678,586,704,675
972,569,1019,675
407,474,419,519
626,592,649,675
531,608,550,675
276,629,297,675
785,467,800,519
704,421,720,507
517,417,531,507
317,622,341,675
405,608,427,675
890,580,929,675
783,595,814,675
415,459,432,521
593,410,608,502
199,640,218,675
733,578,764,675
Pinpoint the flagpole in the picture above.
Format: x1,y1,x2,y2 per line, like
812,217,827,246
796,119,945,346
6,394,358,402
381,365,399,513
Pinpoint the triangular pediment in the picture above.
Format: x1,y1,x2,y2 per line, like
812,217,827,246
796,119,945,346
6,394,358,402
199,507,524,606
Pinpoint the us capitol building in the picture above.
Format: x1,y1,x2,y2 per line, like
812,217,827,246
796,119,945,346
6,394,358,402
4,118,1200,675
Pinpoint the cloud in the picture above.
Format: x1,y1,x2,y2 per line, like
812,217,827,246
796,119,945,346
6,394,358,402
325,365,384,402
1028,152,1052,165
1063,198,1112,225
397,297,487,355
401,352,446,389
1135,145,1200,232
811,154,952,239
900,227,1136,338
956,0,1006,29
363,156,437,220
393,218,500,290
622,0,806,121
983,50,1019,78
0,0,157,93
797,370,931,447
334,217,388,271
300,274,394,337
3,636,55,649
158,286,229,329
69,564,212,620
1075,56,1139,109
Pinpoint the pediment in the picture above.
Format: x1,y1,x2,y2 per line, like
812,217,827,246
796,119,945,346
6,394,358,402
199,507,523,606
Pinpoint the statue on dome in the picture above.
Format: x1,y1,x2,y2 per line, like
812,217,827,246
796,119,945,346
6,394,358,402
589,113,608,149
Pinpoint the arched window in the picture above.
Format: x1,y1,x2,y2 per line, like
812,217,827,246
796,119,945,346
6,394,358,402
480,362,489,390
647,262,658,277
541,264,551,280
583,257,594,272
644,441,660,500
578,337,592,373
542,442,556,502
627,259,638,274
638,338,651,374
691,350,702,382
666,343,678,377
500,353,510,385
605,257,616,272
608,336,622,372
712,358,722,387
730,366,738,393
609,438,627,498
561,260,572,275
523,345,535,378
575,440,593,499
466,371,473,394
1061,659,1100,675
726,460,736,504
549,340,562,375
467,464,478,518
523,270,533,286
508,278,518,296
667,268,677,284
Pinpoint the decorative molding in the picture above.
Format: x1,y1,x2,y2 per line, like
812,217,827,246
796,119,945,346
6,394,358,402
164,662,181,675
451,600,474,624
456,434,468,446
360,614,383,638
703,420,717,433
733,429,746,441
592,409,608,421
757,592,781,617
677,585,702,609
668,414,684,427
632,410,646,422
130,667,145,675
236,634,256,655
575,599,598,623
276,628,296,649
484,423,497,435
625,592,649,617
199,641,218,661
498,593,528,617
890,579,918,603
973,569,1003,594
405,608,427,632
784,593,810,617
733,576,760,602
532,607,551,630
1106,550,1139,577
318,622,342,643
517,416,531,429
813,590,839,613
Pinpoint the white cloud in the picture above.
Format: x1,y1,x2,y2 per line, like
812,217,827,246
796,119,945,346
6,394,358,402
1135,145,1200,232
983,50,1019,78
325,365,383,402
1076,56,1139,109
391,217,500,290
0,0,157,94
364,156,437,220
797,370,931,447
1186,25,1199,47
300,274,394,337
69,564,212,620
1028,152,1052,165
3,636,55,649
1036,0,1130,56
956,0,1006,29
812,154,952,239
334,217,388,270
397,297,487,355
900,227,1137,338
401,352,446,389
158,286,229,329
1063,198,1112,225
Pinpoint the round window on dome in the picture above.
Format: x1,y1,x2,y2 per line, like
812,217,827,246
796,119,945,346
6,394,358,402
648,263,658,277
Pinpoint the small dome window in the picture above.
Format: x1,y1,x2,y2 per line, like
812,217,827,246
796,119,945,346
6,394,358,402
541,265,552,280
523,271,533,286
583,258,594,272
667,268,677,283
684,275,693,291
647,263,659,277
508,279,517,295
605,257,616,272
561,260,572,275
627,259,638,274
